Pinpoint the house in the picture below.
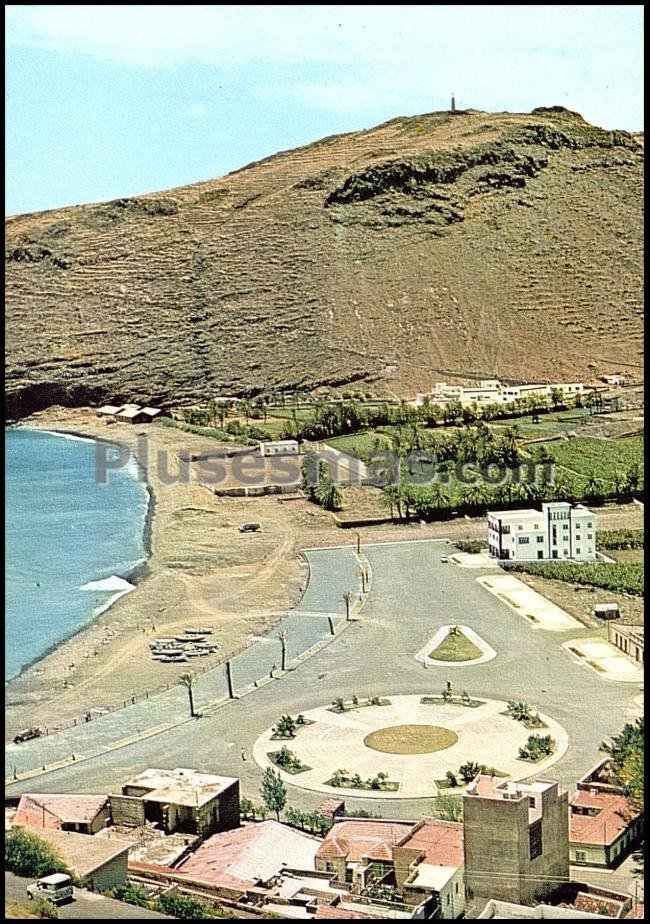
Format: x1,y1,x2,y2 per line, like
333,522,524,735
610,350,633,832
112,767,239,836
96,405,123,418
14,793,110,835
594,603,621,621
316,818,464,918
20,826,131,893
607,624,644,664
393,819,465,917
260,440,300,457
487,503,597,562
174,820,321,890
569,759,643,867
463,776,569,906
114,404,165,424
315,819,413,887
601,374,626,387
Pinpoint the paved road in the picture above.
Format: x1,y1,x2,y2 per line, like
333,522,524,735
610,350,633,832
5,540,640,824
5,547,358,778
5,872,171,919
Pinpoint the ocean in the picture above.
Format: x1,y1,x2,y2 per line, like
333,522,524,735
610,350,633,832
5,428,149,681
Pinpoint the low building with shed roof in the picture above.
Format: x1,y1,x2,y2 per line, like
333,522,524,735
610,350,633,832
20,826,131,893
14,792,110,835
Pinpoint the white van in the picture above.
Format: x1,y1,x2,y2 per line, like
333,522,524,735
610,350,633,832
27,873,74,905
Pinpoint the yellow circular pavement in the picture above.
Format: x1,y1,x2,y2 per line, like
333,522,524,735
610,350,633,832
364,724,458,754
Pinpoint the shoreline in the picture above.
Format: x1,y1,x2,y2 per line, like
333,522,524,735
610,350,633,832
5,407,311,737
6,422,154,683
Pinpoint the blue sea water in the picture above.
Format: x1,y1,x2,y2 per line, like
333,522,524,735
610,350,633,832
5,428,149,681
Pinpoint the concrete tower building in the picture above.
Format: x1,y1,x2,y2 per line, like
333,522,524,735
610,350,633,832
463,776,569,905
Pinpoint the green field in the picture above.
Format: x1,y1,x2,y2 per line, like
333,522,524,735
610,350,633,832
533,436,643,485
508,561,644,597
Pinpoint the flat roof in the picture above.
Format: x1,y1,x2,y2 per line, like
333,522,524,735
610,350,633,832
487,509,541,520
123,767,237,807
408,862,457,891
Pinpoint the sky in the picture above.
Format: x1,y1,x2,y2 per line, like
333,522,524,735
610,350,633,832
5,4,644,216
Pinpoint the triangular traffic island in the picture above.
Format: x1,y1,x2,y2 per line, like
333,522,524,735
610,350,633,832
416,624,496,667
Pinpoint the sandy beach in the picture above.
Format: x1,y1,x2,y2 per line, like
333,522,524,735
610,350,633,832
6,407,643,740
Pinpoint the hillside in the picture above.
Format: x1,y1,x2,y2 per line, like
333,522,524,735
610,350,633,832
5,107,644,418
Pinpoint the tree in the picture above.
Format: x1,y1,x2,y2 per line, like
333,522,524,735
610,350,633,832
179,672,197,718
433,793,463,822
261,767,287,821
601,718,644,810
550,387,564,409
5,828,69,878
619,748,644,812
459,761,481,783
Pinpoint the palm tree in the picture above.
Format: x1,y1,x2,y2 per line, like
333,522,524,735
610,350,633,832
179,672,197,718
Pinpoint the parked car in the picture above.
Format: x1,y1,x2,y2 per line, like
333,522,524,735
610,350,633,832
440,556,449,563
13,726,43,744
27,874,74,905
239,523,261,533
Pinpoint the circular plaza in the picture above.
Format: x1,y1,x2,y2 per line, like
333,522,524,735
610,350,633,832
253,694,568,799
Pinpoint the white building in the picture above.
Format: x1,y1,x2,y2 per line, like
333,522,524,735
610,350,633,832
420,380,587,409
259,439,300,457
487,503,597,562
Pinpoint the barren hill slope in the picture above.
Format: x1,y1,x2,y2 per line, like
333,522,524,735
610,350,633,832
5,107,643,417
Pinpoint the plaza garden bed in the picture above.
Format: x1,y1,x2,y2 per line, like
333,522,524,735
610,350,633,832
436,764,509,789
420,695,485,708
268,746,311,775
326,769,399,792
328,695,391,714
501,700,548,730
429,627,483,662
270,714,316,739
518,734,556,763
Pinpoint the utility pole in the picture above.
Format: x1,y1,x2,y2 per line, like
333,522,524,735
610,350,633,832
278,630,287,672
327,615,336,636
355,531,361,555
451,92,456,113
343,591,353,621
225,659,234,699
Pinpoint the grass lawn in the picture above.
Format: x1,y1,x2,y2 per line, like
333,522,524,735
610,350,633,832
430,629,483,662
364,724,459,754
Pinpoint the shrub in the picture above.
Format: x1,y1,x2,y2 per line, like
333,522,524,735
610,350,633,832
434,793,463,822
597,529,644,551
158,891,223,919
519,734,555,761
445,770,459,787
239,797,254,819
507,561,643,597
455,539,487,554
459,761,481,783
112,883,151,908
5,828,69,879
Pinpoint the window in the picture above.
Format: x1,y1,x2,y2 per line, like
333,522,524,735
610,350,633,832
587,533,593,539
455,883,459,894
576,548,581,555
552,551,558,559
563,523,569,530
588,522,593,528
529,819,543,859
447,895,451,905
537,536,544,543
518,537,530,544
537,551,544,559
518,524,524,531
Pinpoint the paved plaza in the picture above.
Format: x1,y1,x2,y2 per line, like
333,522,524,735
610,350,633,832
253,695,567,799
562,638,644,683
476,572,583,631
5,539,641,819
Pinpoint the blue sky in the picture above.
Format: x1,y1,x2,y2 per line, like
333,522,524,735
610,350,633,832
6,4,644,216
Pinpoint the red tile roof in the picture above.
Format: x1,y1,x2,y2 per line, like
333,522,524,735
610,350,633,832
316,821,413,864
15,793,108,828
176,821,319,889
570,789,640,846
318,799,345,817
395,819,464,867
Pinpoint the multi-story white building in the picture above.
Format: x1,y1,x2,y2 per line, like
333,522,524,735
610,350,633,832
487,502,597,562
416,380,587,409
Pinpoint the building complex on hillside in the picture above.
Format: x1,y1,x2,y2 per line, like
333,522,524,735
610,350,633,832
414,379,587,408
487,502,597,561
